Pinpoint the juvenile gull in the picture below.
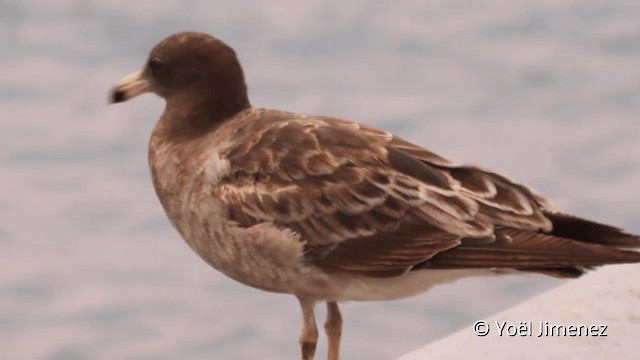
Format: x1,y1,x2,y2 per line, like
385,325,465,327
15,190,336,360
109,31,640,360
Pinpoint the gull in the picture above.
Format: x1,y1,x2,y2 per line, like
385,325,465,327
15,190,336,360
109,31,640,360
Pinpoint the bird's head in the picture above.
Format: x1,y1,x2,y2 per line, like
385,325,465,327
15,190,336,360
109,31,250,119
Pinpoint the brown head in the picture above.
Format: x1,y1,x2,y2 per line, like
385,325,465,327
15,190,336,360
109,32,251,123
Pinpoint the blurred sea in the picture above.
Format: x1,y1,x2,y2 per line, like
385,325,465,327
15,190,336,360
1,1,639,359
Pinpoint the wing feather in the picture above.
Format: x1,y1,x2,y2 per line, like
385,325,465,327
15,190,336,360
209,112,638,278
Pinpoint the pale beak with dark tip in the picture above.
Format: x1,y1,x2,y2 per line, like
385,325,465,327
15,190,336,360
109,70,150,104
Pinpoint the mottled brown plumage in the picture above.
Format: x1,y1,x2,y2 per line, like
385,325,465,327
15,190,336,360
109,31,640,360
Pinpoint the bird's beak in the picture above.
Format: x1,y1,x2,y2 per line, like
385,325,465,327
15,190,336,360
109,70,150,104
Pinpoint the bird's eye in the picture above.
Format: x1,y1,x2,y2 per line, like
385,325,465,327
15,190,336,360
148,57,164,76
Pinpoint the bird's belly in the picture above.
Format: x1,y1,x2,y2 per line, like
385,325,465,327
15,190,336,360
171,196,330,295
333,268,503,301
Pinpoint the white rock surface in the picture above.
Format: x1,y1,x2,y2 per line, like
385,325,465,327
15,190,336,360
398,264,640,360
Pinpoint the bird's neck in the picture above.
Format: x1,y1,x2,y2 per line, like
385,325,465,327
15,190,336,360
162,86,250,134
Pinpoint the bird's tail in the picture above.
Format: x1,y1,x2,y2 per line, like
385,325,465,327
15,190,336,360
544,212,640,248
422,212,640,278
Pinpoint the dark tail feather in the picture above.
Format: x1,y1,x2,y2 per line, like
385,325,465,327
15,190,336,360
520,267,590,278
545,212,640,248
421,225,640,278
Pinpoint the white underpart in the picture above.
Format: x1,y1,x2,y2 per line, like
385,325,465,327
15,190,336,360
335,269,504,301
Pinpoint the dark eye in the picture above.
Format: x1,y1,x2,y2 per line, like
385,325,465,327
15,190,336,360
148,57,164,76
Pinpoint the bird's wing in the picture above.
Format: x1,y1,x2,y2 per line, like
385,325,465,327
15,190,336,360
211,112,560,278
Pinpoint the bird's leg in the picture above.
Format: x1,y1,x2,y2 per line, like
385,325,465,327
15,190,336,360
324,301,343,360
298,298,318,360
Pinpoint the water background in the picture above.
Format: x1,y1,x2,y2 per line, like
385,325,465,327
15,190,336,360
2,1,639,359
